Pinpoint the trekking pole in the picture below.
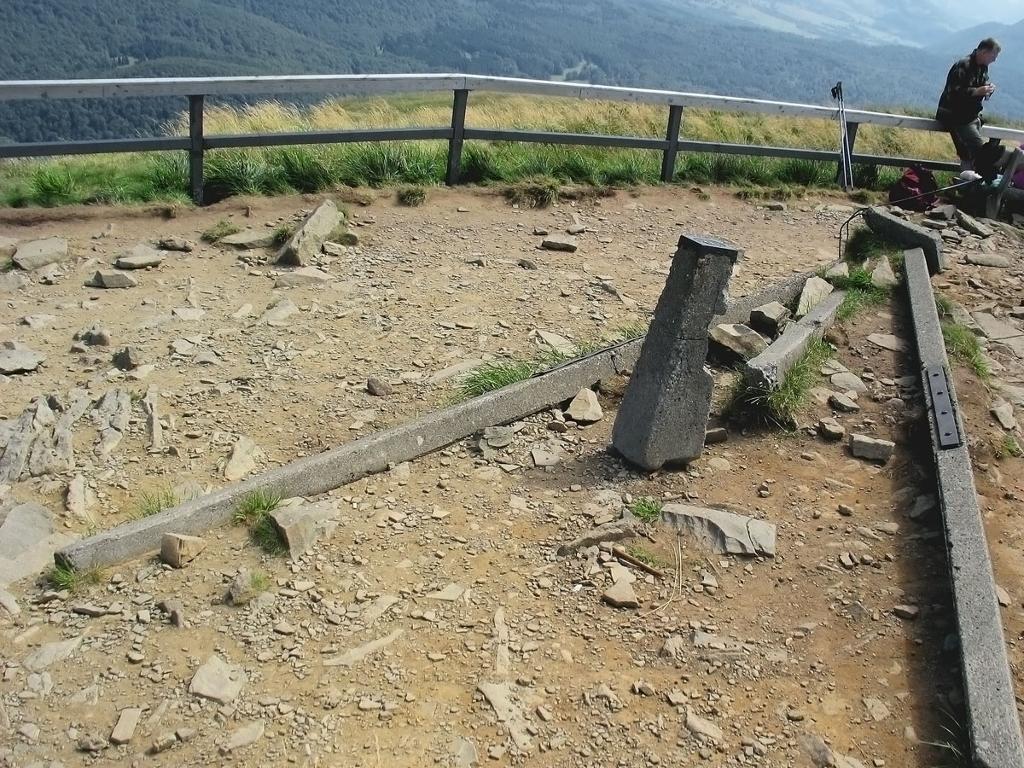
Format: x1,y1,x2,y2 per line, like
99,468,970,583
831,81,854,190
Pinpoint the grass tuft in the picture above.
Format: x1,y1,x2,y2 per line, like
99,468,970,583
994,434,1024,460
272,222,295,245
250,516,288,556
48,564,102,594
457,360,539,399
132,486,178,520
396,185,427,206
731,340,833,427
616,322,649,341
626,545,661,567
934,292,954,319
250,570,271,592
504,178,561,208
828,267,890,321
233,489,282,525
201,219,242,243
942,322,991,380
629,497,663,524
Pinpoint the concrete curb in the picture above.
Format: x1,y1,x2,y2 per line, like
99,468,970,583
55,270,823,572
864,206,945,274
743,290,845,391
903,246,1024,768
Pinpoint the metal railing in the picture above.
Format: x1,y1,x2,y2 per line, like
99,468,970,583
3,73,1023,204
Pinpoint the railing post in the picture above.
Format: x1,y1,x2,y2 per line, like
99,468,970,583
188,95,205,205
445,89,469,186
836,120,859,189
660,105,684,183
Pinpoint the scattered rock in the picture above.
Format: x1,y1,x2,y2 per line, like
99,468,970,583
426,583,467,601
893,604,919,620
112,346,143,371
115,244,165,270
825,262,849,279
709,323,768,360
870,257,898,289
157,237,194,252
867,333,909,353
477,682,533,751
220,721,265,755
829,393,861,413
850,433,896,463
277,200,342,266
602,580,640,609
831,371,867,392
189,655,246,704
685,708,723,743
221,230,276,249
274,267,332,288
818,418,846,440
227,569,260,606
557,521,637,556
367,377,394,397
24,637,82,672
966,252,1011,268
110,708,143,745
661,503,776,557
86,270,138,289
0,341,45,374
75,325,112,347
796,277,834,318
540,235,578,253
261,297,299,326
991,401,1018,430
0,271,30,293
749,301,792,335
323,629,404,667
997,585,1012,607
224,436,259,481
12,237,69,271
956,210,994,237
531,445,564,468
535,330,577,356
158,598,186,627
160,533,207,568
269,503,339,557
566,388,603,423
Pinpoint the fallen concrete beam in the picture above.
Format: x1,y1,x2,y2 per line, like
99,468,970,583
864,206,945,274
903,246,1024,768
744,290,845,391
56,269,825,573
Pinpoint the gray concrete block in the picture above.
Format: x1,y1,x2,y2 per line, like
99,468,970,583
611,235,740,470
864,206,945,274
744,291,844,391
903,246,1024,768
57,337,646,572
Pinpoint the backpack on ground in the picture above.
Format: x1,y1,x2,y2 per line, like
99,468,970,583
888,165,938,211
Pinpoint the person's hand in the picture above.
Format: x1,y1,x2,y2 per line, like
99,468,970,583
976,84,996,97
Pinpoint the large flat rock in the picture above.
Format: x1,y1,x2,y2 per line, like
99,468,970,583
12,237,69,271
661,503,776,557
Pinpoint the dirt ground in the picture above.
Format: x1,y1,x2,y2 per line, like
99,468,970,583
0,184,1020,767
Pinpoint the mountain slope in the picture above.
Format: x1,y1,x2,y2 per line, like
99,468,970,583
932,19,1024,72
1,0,1023,144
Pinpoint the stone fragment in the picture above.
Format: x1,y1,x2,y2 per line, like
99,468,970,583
12,237,69,270
749,301,791,335
220,230,276,249
867,333,909,353
818,418,846,440
870,257,898,289
831,371,867,392
796,277,834,318
956,210,994,237
557,521,637,556
224,436,258,481
75,324,112,347
685,708,723,743
0,341,44,374
274,267,332,288
260,297,299,326
277,200,342,266
160,533,207,568
220,721,264,755
825,261,849,279
991,401,1018,431
566,388,603,423
323,629,404,667
110,708,143,745
829,393,860,413
601,580,639,609
227,569,260,606
24,637,82,671
540,235,577,252
158,237,194,252
367,377,393,397
115,244,165,270
850,433,896,463
189,655,246,704
709,323,768,360
86,270,137,289
477,682,533,751
893,605,919,620
966,253,1011,268
661,503,775,556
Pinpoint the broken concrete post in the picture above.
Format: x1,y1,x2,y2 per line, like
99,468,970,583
745,291,845,391
612,235,740,470
159,533,207,568
864,206,945,274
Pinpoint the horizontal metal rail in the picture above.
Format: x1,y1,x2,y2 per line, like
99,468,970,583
0,72,1009,202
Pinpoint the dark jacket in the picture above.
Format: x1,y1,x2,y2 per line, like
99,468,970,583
936,53,989,126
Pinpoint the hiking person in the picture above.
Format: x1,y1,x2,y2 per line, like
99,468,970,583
936,38,1001,181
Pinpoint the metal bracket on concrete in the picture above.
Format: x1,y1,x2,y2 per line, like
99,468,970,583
924,364,962,449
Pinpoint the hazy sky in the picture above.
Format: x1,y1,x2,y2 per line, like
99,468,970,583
933,0,1024,21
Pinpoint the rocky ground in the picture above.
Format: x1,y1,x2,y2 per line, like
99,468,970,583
0,185,1021,767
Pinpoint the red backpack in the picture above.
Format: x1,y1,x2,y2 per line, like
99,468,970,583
888,165,938,211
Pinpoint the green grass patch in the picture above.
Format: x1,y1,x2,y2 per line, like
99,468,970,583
503,177,562,208
934,292,954,319
995,434,1024,460
626,545,661,567
731,340,834,427
942,322,991,380
48,564,102,593
843,226,902,264
272,222,295,246
396,185,427,206
132,486,178,520
232,490,286,555
201,219,242,243
457,360,539,399
616,322,649,341
250,516,288,556
629,497,664,524
828,267,891,322
249,570,271,592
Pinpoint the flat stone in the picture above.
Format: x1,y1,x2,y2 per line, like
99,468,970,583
157,237,194,252
818,418,846,440
991,401,1018,431
535,330,577,356
477,682,533,751
566,388,603,423
661,503,775,557
541,235,578,252
110,708,143,745
24,637,82,672
972,312,1022,342
928,204,957,221
867,333,909,353
115,244,165,270
224,436,258,481
956,210,995,237
831,371,867,392
829,392,860,413
189,655,246,704
966,253,1011,268
531,446,563,467
221,229,276,249
850,433,895,463
0,501,73,586
749,301,792,335
0,341,44,374
796,277,834,318
426,583,466,601
0,235,16,258
220,721,264,755
0,271,29,293
452,737,479,768
709,323,768,360
893,605,919,620
323,629,404,667
997,586,1012,607
171,307,205,321
557,521,637,556
277,200,342,266
601,580,640,609
871,257,898,289
685,708,723,743
613,235,740,470
863,696,891,722
86,270,137,289
75,325,112,347
274,267,332,288
20,313,56,329
12,237,69,270
825,261,849,279
160,533,207,568
261,297,299,326
367,377,394,397
269,503,338,557
0,587,21,618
